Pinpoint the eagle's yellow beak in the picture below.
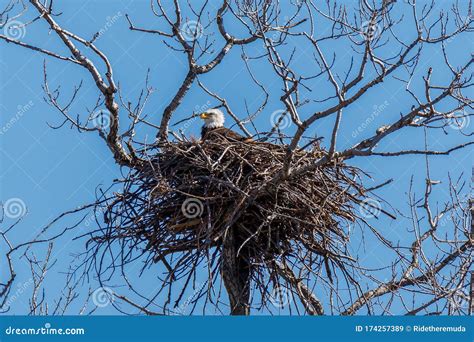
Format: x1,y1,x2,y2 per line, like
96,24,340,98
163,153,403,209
200,112,208,119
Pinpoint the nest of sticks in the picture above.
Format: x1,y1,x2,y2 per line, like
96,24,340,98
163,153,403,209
95,137,366,294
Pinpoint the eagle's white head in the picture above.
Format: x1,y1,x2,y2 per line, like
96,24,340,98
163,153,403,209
200,108,225,129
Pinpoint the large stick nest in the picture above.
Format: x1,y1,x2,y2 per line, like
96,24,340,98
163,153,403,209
96,138,365,282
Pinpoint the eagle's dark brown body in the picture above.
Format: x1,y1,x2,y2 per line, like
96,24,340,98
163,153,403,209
201,126,248,141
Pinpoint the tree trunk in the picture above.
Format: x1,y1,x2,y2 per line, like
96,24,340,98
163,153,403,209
221,227,251,315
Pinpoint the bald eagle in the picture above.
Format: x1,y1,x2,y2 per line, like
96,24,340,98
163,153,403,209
199,107,252,314
199,108,249,142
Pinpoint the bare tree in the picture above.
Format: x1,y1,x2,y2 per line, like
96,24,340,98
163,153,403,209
0,0,472,315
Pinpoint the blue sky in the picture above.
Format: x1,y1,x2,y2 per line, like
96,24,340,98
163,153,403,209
0,0,472,315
